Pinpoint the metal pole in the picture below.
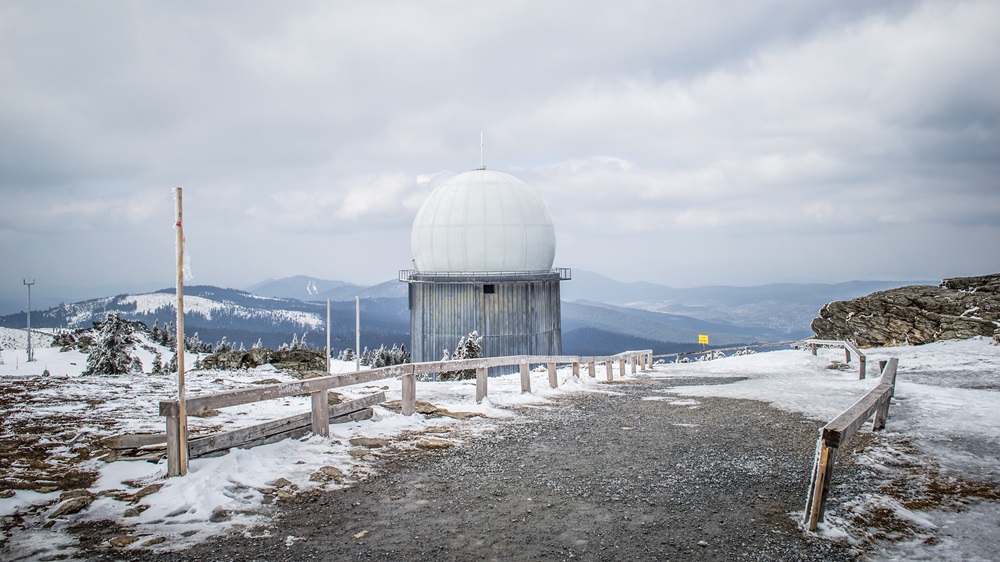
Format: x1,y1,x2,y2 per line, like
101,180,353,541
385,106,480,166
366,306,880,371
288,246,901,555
326,297,331,374
355,296,360,371
23,279,34,362
173,187,188,476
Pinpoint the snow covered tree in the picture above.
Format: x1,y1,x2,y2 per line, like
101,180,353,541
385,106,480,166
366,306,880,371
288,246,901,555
338,348,355,362
438,331,483,381
151,352,164,375
290,333,299,350
84,312,141,375
214,336,233,354
252,338,263,350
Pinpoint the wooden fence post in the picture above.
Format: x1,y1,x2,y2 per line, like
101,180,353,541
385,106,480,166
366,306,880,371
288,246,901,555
476,367,488,403
311,389,330,437
859,355,867,379
630,355,637,374
572,362,580,378
520,362,531,393
165,412,182,477
548,363,557,388
619,359,626,378
810,343,817,356
402,373,416,416
605,360,614,382
844,347,850,363
588,361,596,378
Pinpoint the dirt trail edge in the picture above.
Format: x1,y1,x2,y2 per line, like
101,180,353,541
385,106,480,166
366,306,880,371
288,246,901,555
95,377,860,561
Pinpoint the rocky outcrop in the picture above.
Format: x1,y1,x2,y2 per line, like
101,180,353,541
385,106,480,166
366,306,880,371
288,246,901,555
811,274,1000,347
199,347,326,372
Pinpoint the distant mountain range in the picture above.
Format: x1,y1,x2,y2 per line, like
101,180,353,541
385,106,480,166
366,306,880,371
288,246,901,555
0,271,926,356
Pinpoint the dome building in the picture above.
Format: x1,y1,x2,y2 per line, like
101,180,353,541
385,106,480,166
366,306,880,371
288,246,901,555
401,168,571,368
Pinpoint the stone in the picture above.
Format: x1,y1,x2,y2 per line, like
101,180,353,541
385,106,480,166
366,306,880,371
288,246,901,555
415,438,453,450
109,535,140,548
131,483,164,502
811,274,1000,347
49,495,94,518
268,477,293,488
381,400,482,420
0,489,14,499
141,536,167,547
58,489,94,502
309,465,346,484
349,437,390,448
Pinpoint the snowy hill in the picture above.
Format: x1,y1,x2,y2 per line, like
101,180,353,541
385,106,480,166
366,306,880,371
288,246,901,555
562,270,930,335
0,286,409,353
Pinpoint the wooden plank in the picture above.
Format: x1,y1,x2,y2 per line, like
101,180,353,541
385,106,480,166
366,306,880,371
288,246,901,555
817,446,838,523
194,409,373,459
102,433,168,449
401,373,415,416
807,442,830,531
166,414,182,477
520,363,530,393
822,358,898,447
476,367,488,403
188,393,384,457
160,367,409,417
311,389,330,437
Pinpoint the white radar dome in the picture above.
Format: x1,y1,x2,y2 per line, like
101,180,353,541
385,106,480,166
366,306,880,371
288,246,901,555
411,169,556,272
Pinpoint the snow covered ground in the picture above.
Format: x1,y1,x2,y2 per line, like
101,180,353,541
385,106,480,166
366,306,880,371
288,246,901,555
1,330,997,560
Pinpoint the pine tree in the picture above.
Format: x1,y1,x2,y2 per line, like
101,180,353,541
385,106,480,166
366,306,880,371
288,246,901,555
290,333,299,350
151,352,163,375
438,331,482,381
252,338,263,350
84,312,140,375
214,336,232,353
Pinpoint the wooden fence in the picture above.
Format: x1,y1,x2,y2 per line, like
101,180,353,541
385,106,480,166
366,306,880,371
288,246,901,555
159,350,653,476
803,357,898,531
800,338,867,379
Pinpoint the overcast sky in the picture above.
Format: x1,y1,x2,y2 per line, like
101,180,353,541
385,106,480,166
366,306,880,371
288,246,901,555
2,0,998,300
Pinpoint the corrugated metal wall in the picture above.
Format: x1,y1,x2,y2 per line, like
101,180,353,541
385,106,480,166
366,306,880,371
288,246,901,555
409,277,562,367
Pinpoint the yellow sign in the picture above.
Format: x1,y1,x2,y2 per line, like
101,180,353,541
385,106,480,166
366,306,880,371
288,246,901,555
698,334,709,345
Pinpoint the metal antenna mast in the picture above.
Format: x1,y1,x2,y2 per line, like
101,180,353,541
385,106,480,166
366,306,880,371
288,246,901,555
23,279,34,362
479,132,485,170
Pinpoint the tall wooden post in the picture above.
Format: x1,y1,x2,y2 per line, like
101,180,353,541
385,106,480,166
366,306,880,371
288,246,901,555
547,362,557,388
326,298,331,374
170,187,189,477
520,362,531,393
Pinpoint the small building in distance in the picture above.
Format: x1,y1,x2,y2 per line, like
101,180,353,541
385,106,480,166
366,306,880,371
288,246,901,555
400,168,570,369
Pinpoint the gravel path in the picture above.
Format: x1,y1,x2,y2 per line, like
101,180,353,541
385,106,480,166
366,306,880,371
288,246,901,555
94,376,860,561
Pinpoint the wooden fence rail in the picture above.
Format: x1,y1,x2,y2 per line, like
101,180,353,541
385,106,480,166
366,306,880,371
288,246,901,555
161,349,653,476
803,357,898,531
800,338,867,379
